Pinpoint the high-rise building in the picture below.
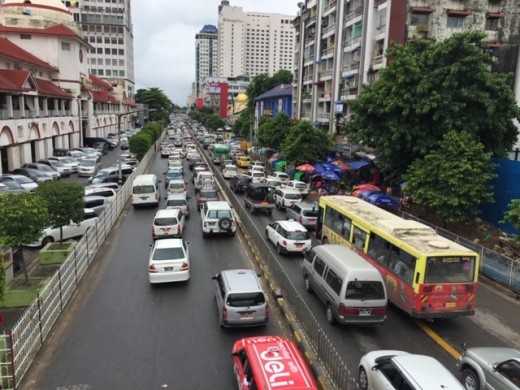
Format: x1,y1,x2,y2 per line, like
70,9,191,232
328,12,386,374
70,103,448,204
292,0,520,133
216,0,296,78
62,0,135,99
195,24,218,98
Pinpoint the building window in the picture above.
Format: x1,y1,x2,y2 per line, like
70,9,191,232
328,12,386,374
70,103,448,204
20,34,31,40
61,42,71,51
353,21,363,38
98,69,104,76
447,15,466,28
485,17,500,31
105,48,110,54
410,12,429,26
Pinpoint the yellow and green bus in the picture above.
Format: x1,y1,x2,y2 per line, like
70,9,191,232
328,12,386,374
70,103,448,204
317,195,479,319
212,144,230,164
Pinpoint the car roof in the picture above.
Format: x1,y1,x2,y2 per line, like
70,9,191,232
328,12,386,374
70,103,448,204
392,354,464,388
206,201,231,209
153,238,183,249
154,209,181,218
167,193,187,200
275,220,308,231
85,187,115,194
84,195,109,202
292,202,316,210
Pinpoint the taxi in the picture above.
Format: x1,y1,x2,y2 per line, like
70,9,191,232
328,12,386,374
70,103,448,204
235,155,251,169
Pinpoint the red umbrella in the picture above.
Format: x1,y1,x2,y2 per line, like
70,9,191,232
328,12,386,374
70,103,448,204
354,183,382,192
296,164,315,173
332,160,351,171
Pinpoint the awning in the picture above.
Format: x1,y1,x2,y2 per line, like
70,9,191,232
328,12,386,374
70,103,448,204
342,70,358,79
411,7,435,13
447,9,472,16
346,160,371,170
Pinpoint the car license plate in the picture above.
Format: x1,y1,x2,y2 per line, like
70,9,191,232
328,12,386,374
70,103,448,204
359,308,372,316
261,202,268,205
240,312,253,319
445,302,456,308
309,219,316,225
164,267,174,272
295,243,303,248
140,196,148,200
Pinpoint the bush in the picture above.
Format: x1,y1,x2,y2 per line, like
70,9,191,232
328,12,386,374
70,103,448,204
129,132,152,159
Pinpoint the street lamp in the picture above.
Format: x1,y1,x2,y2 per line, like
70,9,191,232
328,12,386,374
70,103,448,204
116,108,155,184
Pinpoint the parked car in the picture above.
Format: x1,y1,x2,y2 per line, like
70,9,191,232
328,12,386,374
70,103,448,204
13,168,53,183
148,238,190,284
359,350,464,390
78,158,101,177
286,203,319,229
48,156,79,173
0,176,26,193
84,187,117,202
229,174,252,194
24,208,98,247
265,220,311,255
85,182,120,192
1,174,38,192
458,345,520,390
21,163,61,180
0,183,9,194
89,166,134,184
84,195,111,216
92,141,109,155
37,159,72,177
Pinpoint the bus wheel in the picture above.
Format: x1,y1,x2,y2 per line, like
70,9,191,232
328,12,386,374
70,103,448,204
358,367,369,390
326,304,337,325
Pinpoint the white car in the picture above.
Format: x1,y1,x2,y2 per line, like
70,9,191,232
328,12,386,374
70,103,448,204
201,201,237,236
84,187,117,202
24,209,98,248
78,158,101,177
148,238,190,284
268,172,290,184
358,350,465,390
246,171,265,184
2,174,38,192
167,179,187,195
152,209,185,239
265,220,311,255
284,180,310,197
222,164,238,179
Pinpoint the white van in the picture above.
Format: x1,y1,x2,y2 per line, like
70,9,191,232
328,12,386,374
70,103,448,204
302,244,387,325
131,174,160,208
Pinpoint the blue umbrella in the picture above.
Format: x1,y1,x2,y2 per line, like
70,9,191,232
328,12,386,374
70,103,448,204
359,190,382,200
321,171,340,181
322,163,344,174
366,193,399,208
313,163,326,174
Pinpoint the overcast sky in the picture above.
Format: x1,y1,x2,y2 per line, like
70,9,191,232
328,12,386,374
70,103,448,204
132,0,298,107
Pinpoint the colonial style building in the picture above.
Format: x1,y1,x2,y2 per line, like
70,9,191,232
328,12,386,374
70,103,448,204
0,0,136,174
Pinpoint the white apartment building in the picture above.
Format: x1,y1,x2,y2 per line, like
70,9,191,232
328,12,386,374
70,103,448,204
62,0,135,99
216,0,296,78
195,24,218,98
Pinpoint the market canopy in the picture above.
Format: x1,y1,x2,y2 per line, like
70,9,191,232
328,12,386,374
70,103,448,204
346,160,371,170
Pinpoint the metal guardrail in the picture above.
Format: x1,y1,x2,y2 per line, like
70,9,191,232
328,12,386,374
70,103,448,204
0,138,161,389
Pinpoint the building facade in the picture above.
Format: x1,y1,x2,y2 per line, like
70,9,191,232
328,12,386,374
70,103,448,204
0,0,137,174
216,0,296,78
62,0,135,100
195,24,218,98
292,0,520,133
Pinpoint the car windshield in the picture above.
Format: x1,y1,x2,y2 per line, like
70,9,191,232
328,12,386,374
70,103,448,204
152,247,185,261
15,176,33,184
287,231,310,240
154,217,178,226
1,181,22,190
50,161,64,167
81,160,96,167
295,183,307,189
37,165,53,172
0,185,8,193
286,193,301,200
169,183,184,189
227,292,265,307
62,158,76,164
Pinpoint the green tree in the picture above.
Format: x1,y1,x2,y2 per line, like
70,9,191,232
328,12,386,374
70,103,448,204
0,192,50,291
347,31,520,184
502,200,520,236
135,87,175,122
203,113,225,131
405,130,495,226
233,109,253,139
36,181,85,244
257,112,292,149
282,121,331,166
269,69,293,88
129,132,153,159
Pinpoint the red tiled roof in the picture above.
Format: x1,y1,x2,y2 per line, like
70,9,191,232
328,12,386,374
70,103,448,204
108,94,119,104
125,98,136,107
0,37,56,71
0,23,78,38
0,69,35,92
89,74,112,90
35,78,71,98
92,90,109,103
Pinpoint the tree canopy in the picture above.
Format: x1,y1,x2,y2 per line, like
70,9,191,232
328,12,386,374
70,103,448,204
282,121,331,166
405,130,496,225
36,181,85,243
135,87,175,122
347,31,520,184
257,112,292,149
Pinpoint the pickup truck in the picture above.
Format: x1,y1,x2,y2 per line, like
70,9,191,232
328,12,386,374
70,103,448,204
243,183,276,215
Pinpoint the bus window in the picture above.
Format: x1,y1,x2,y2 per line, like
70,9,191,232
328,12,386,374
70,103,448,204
368,233,391,266
425,256,475,283
353,227,367,250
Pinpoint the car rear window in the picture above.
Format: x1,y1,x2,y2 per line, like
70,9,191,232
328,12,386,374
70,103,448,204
286,193,301,200
207,210,232,219
227,292,265,307
154,217,178,226
133,185,155,194
302,210,319,217
287,231,310,240
200,190,218,198
345,281,385,300
167,199,186,207
152,247,184,261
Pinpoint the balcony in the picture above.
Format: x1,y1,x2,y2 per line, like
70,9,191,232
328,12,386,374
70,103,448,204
321,23,336,37
319,69,333,80
372,54,384,65
303,74,314,84
317,112,331,122
319,91,332,101
321,45,335,57
345,6,364,21
324,0,337,14
342,61,360,72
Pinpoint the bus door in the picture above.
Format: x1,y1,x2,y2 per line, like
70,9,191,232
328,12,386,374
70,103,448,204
351,225,369,253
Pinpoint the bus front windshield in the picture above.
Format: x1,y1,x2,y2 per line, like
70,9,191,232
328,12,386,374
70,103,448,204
425,256,476,284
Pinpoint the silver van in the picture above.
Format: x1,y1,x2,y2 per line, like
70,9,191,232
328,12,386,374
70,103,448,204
211,269,269,328
302,244,387,325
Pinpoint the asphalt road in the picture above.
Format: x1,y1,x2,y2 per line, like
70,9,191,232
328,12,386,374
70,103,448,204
20,149,289,389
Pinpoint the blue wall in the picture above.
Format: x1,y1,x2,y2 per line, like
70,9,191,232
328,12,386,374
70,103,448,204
256,96,292,118
480,157,520,236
